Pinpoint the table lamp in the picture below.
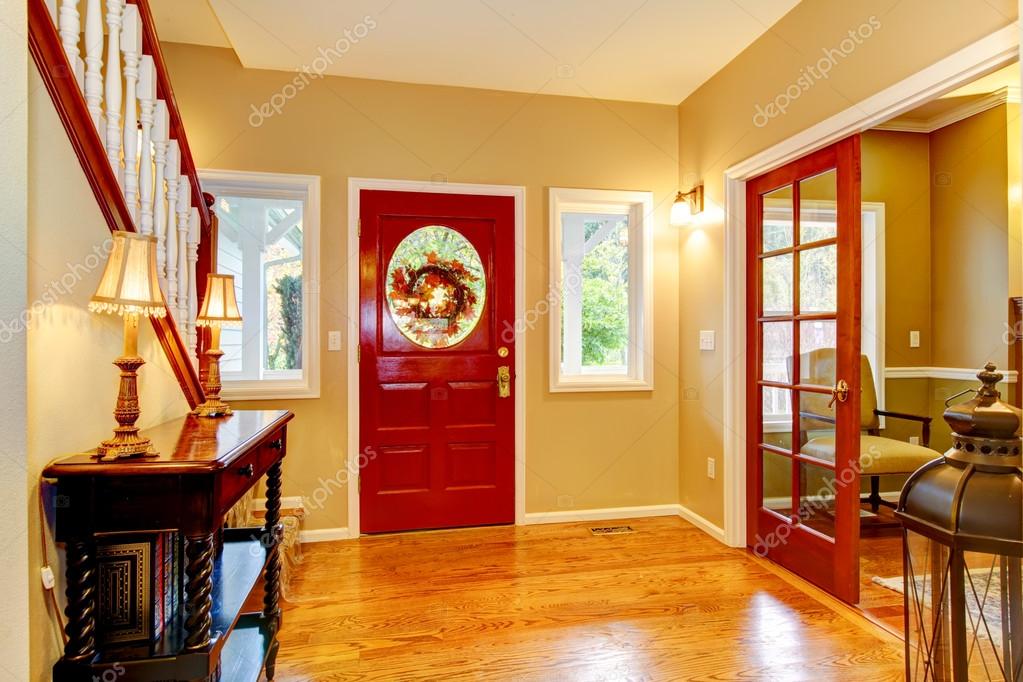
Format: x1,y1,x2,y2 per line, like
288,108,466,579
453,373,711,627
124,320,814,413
194,273,242,417
89,231,166,458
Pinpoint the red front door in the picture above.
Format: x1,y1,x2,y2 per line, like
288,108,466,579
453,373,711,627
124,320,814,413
745,137,862,603
359,190,515,533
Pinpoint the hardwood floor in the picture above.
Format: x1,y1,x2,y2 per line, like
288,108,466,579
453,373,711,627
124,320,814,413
275,516,904,680
858,508,908,636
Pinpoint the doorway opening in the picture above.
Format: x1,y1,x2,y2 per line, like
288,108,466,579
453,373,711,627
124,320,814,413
727,24,1020,634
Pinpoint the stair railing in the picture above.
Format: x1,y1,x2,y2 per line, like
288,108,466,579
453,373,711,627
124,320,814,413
28,0,219,409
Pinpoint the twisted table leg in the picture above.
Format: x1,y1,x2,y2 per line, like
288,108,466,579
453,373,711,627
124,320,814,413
63,539,97,662
263,460,283,679
183,533,215,651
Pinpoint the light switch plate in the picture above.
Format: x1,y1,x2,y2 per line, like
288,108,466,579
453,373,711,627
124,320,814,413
909,330,921,348
699,330,716,351
327,330,342,352
706,457,716,479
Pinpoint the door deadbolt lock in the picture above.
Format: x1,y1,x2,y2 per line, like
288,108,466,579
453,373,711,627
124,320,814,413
497,365,511,398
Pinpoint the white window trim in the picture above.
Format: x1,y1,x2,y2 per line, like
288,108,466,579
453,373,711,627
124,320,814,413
548,187,654,392
198,169,321,400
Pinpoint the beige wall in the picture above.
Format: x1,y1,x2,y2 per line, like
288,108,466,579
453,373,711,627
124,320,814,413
161,44,681,530
2,0,30,677
26,63,192,680
677,0,1017,527
931,105,1011,369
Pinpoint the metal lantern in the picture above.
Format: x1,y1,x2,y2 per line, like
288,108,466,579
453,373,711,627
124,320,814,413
897,363,1023,681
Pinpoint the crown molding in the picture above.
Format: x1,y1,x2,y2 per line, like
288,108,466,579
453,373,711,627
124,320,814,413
875,86,1020,133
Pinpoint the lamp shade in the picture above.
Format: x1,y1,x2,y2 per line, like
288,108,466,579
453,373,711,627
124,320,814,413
89,231,166,318
669,195,692,226
196,274,242,327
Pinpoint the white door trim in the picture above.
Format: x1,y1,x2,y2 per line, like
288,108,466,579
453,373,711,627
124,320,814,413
346,177,527,538
721,23,1019,548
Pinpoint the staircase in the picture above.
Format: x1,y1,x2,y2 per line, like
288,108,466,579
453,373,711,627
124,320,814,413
28,0,217,408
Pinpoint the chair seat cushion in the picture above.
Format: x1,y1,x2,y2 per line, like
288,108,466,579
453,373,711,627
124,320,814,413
801,435,941,475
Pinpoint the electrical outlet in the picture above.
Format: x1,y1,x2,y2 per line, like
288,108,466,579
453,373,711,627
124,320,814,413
909,436,920,446
909,330,920,348
327,330,342,351
706,457,716,479
699,330,716,351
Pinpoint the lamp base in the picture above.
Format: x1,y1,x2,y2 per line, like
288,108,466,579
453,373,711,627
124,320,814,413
193,400,233,418
194,344,232,418
96,431,157,459
96,353,158,459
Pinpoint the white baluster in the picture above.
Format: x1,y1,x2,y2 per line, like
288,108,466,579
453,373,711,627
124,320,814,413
187,208,201,360
83,0,104,130
121,4,142,224
165,141,180,312
177,176,191,324
137,55,156,235
58,0,85,88
103,0,124,177
152,100,170,282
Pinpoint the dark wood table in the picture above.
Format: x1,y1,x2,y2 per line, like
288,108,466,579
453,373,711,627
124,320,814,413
44,409,294,682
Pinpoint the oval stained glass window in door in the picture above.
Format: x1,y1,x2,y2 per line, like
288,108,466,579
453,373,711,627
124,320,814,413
386,225,487,348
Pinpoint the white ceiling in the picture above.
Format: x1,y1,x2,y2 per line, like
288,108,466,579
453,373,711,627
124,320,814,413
149,0,801,105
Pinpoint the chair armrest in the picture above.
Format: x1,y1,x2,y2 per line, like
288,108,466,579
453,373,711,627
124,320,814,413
799,411,836,425
874,410,932,447
875,409,931,424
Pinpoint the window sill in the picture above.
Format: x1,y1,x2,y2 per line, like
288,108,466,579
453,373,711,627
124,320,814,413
549,376,654,393
221,380,319,401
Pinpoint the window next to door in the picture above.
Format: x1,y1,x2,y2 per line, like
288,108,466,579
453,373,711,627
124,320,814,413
548,187,654,392
199,170,321,400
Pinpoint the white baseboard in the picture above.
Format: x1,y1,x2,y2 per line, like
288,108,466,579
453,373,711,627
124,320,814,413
522,504,682,525
299,527,353,543
676,504,727,545
297,505,729,545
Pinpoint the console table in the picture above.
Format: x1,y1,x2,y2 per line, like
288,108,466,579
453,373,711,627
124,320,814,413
44,409,294,682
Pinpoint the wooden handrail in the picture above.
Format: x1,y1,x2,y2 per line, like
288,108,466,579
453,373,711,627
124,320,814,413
28,0,205,409
130,0,211,230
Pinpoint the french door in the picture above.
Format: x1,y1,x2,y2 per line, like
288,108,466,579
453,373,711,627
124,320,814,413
745,136,862,603
359,190,515,533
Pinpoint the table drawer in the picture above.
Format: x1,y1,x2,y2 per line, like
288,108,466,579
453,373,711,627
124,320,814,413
218,447,262,511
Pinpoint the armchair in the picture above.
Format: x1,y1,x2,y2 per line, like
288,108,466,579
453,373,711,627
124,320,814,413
798,352,941,513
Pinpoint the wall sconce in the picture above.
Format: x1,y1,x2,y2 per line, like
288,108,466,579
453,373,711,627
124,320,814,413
670,185,704,226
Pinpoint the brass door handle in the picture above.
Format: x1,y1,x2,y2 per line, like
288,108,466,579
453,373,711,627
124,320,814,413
497,365,511,398
828,379,849,408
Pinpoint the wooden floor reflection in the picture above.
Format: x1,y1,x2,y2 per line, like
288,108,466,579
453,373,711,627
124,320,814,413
275,516,904,680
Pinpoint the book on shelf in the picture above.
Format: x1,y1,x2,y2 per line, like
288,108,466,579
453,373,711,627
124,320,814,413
95,531,181,647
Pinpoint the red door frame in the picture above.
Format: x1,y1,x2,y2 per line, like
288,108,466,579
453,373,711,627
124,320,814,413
745,136,862,603
358,189,516,534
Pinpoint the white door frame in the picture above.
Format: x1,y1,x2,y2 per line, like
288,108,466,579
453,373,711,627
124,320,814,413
346,177,527,538
721,23,1019,548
